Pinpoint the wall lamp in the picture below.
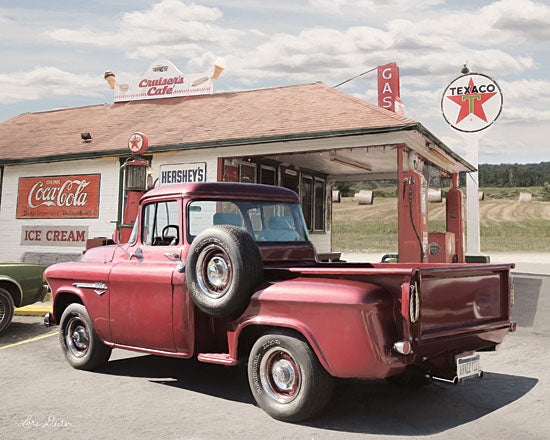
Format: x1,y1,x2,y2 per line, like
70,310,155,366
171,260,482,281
81,132,92,142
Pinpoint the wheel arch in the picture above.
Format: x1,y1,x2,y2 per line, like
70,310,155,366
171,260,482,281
235,321,332,375
53,291,84,324
0,277,23,307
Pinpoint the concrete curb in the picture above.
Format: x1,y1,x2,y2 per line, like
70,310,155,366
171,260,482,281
15,304,52,317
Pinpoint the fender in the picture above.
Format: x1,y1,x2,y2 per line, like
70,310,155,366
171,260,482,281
228,277,410,379
0,276,23,307
52,286,111,343
230,317,331,373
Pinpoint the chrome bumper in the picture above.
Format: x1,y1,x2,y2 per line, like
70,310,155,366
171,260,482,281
43,312,55,328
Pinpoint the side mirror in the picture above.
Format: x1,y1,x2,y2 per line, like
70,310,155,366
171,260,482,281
129,247,143,260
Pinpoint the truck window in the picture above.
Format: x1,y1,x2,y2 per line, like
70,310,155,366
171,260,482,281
187,200,309,243
141,200,179,246
188,201,244,236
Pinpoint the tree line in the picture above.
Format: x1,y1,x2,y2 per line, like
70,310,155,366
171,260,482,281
478,162,550,187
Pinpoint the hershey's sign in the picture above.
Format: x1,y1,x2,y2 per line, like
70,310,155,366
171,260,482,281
159,162,207,185
17,174,100,218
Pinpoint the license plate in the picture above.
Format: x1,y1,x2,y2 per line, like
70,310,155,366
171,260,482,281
456,354,481,380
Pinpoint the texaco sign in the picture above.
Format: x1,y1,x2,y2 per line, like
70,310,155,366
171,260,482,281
128,132,148,155
441,73,503,133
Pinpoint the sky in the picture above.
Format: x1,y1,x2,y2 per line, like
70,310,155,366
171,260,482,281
0,0,549,164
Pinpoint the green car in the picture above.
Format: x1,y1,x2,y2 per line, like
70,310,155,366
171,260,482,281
0,262,48,335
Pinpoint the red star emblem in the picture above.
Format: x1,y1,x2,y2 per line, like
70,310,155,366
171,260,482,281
447,77,497,124
129,135,142,151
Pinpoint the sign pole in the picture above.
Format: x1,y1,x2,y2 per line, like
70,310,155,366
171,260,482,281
465,136,481,255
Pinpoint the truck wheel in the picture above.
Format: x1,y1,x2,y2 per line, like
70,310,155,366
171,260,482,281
59,303,111,371
186,225,263,318
247,331,334,422
0,288,15,335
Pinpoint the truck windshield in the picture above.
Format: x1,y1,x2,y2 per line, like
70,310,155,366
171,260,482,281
188,200,310,243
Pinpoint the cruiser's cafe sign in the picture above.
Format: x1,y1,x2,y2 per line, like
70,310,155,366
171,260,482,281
16,174,100,219
114,59,214,103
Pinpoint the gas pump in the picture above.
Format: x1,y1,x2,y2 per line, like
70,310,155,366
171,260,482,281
397,168,429,263
444,173,465,263
115,132,151,243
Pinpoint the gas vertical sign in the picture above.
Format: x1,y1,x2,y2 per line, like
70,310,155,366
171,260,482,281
377,63,400,112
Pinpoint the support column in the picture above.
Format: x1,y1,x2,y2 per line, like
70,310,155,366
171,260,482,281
465,137,481,255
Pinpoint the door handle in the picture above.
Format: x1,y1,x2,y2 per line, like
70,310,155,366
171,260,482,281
164,252,180,261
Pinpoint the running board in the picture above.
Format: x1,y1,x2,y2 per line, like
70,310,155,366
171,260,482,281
197,353,237,366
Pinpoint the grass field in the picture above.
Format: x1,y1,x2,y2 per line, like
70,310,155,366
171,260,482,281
332,196,550,253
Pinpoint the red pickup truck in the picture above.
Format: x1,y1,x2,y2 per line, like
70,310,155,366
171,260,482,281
44,182,515,422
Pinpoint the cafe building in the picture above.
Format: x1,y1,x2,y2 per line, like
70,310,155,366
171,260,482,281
0,61,473,264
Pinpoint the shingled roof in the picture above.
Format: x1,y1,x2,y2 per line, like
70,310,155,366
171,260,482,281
0,82,424,164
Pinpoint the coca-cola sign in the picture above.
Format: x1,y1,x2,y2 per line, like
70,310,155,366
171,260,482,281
17,174,100,218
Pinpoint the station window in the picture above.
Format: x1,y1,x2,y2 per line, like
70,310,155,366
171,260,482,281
260,165,277,186
300,174,325,232
301,176,313,230
314,178,325,231
281,167,299,194
240,163,257,183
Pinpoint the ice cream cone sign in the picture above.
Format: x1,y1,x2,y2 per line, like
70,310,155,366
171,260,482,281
104,71,116,90
212,58,226,80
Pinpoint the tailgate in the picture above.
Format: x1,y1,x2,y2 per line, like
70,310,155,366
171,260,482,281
417,264,513,341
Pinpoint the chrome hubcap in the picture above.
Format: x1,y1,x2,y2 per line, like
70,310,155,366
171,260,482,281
0,300,5,322
65,317,89,357
260,347,301,404
196,245,232,299
206,256,229,288
271,359,296,391
72,326,88,350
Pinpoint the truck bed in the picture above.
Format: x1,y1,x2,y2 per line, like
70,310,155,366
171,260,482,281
265,261,514,378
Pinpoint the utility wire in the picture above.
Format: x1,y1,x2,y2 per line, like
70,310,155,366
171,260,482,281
333,67,378,88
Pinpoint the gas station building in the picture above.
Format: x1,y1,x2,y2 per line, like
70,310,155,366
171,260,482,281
0,80,474,264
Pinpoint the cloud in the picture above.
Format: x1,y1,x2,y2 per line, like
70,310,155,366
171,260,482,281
49,0,242,59
0,67,104,104
227,25,535,86
500,79,550,103
308,0,443,14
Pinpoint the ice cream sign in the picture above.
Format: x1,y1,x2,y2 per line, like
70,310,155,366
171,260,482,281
113,59,225,103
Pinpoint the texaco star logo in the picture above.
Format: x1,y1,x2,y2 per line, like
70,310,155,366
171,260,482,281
127,132,148,154
441,73,503,133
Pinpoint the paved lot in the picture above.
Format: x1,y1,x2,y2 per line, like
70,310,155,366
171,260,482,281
1,275,549,440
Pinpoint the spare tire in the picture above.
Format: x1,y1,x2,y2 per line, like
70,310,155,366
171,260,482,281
186,225,263,318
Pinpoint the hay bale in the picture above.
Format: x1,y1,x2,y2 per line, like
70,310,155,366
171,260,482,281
428,188,442,203
518,192,532,203
332,190,341,203
356,190,374,205
478,191,485,201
